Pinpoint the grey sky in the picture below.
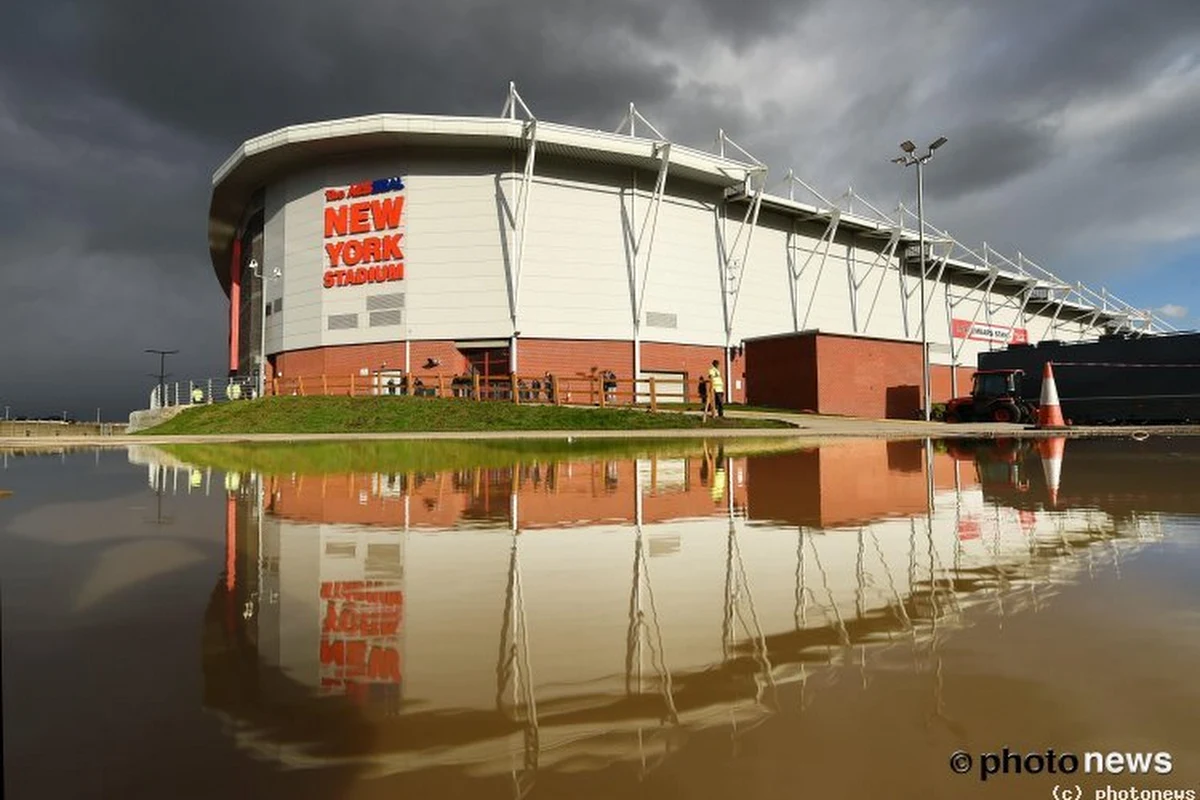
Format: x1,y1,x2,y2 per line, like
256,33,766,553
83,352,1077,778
1,0,1197,419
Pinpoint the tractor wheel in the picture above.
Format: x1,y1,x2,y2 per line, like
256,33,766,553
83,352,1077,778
991,403,1019,424
944,411,961,424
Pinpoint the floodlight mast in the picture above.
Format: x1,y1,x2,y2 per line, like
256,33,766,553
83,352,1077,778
893,137,948,422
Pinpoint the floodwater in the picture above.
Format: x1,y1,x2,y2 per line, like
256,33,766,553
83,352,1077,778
2,437,1200,800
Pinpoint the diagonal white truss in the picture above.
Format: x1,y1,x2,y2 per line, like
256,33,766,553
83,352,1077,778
627,466,680,750
500,82,538,364
614,103,673,384
614,102,668,141
490,82,1179,356
495,487,540,798
778,172,841,331
715,130,768,349
844,196,904,335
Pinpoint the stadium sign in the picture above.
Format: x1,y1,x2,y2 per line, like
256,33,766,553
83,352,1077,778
951,318,1029,344
322,177,406,289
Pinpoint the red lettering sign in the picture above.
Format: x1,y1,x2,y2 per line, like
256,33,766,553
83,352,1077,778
321,178,406,289
957,517,981,541
319,579,403,693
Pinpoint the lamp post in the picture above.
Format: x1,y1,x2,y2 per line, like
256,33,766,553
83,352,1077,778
892,136,948,422
249,259,281,399
145,348,179,409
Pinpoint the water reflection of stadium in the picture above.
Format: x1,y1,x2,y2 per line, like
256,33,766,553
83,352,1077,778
144,440,1164,785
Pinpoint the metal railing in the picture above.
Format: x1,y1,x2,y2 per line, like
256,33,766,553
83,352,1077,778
151,372,696,411
150,375,258,409
268,371,694,410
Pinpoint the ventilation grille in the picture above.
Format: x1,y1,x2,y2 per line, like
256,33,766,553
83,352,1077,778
324,541,356,558
645,311,678,329
328,313,359,330
367,292,405,310
370,309,404,327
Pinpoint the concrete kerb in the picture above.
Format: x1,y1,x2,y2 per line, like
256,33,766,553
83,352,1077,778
4,416,1199,450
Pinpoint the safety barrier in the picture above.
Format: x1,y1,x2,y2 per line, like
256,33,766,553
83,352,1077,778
150,371,699,411
150,375,258,409
265,371,693,410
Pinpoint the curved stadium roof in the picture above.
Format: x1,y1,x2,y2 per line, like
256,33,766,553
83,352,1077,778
208,86,1174,334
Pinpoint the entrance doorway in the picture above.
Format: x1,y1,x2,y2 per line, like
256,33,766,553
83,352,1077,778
459,345,511,400
463,347,510,379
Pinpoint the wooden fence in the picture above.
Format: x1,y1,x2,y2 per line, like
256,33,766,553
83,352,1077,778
267,372,692,411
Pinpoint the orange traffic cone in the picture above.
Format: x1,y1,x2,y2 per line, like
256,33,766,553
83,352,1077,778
1038,436,1065,507
1036,362,1068,428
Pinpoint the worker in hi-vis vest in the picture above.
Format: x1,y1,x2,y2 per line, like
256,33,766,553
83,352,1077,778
226,380,242,401
191,386,204,404
707,359,725,418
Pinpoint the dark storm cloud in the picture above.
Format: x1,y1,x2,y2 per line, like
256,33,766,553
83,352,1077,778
1110,86,1200,168
65,0,683,144
954,0,1200,109
1,0,1198,420
921,117,1059,201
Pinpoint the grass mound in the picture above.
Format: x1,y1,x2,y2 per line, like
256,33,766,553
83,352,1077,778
141,396,789,435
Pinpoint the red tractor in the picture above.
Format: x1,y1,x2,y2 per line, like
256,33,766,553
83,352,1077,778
944,369,1037,424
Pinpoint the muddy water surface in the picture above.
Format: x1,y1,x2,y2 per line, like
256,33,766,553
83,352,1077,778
2,438,1199,799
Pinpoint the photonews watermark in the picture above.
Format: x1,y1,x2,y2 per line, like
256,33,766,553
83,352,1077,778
948,748,1176,783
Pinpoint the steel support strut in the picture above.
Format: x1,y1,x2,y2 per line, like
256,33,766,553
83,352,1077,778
501,82,537,372
625,135,670,393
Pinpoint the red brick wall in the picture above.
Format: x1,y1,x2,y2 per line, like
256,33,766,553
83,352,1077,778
745,441,927,527
273,341,472,384
270,335,948,416
930,364,975,404
814,335,924,419
745,332,923,418
518,339,634,381
641,341,744,403
270,338,747,403
744,335,818,411
266,457,749,529
745,448,822,525
817,440,928,525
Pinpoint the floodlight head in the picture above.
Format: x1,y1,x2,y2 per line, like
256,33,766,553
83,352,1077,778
900,140,916,154
930,136,948,151
248,258,259,270
891,156,907,164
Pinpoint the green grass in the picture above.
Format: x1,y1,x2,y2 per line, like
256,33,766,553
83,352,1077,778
140,395,792,436
159,436,810,475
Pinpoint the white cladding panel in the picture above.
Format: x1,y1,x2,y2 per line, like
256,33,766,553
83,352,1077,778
261,151,1111,361
274,156,513,355
727,219,793,342
263,189,287,354
516,175,633,340
404,171,512,339
637,195,726,346
846,244,909,340
792,233,856,333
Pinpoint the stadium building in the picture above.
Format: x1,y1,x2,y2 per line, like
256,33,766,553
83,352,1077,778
207,84,1175,414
